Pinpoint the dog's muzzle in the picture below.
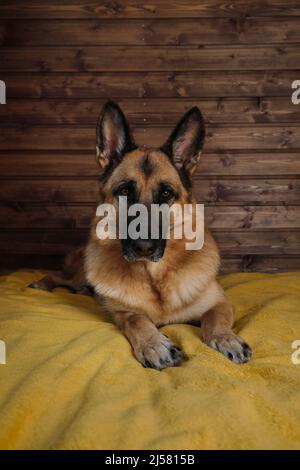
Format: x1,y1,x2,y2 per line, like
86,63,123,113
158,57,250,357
122,238,166,262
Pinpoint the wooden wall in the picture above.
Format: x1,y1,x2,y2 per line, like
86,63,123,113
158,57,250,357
0,1,300,273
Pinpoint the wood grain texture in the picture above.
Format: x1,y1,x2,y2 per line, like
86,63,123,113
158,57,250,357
2,98,300,125
1,126,300,151
1,152,299,177
1,46,300,72
0,1,299,19
0,179,299,204
0,1,299,272
2,18,300,46
0,204,299,229
219,256,300,274
3,72,296,99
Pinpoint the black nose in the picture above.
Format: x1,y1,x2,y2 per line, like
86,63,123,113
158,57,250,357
133,239,155,257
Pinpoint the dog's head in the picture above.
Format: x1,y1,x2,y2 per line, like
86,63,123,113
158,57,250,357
95,101,205,262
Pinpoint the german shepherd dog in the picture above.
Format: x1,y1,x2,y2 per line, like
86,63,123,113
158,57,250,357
30,101,252,370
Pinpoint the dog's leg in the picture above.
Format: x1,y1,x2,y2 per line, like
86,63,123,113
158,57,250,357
201,300,252,364
28,273,91,294
29,274,60,292
113,312,183,370
29,247,90,294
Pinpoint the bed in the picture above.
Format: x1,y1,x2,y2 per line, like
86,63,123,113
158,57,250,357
0,270,299,450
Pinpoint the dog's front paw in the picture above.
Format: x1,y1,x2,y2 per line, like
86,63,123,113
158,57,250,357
136,333,183,370
209,334,252,364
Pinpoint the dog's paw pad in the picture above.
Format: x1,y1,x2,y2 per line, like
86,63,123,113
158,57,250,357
139,333,183,370
210,334,252,364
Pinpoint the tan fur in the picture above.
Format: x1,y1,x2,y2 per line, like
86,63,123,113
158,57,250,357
32,148,251,368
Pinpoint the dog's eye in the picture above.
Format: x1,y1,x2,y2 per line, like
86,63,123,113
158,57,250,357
161,189,172,199
119,187,129,196
113,180,136,199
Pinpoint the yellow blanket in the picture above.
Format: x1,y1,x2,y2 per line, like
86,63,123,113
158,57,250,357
0,271,300,450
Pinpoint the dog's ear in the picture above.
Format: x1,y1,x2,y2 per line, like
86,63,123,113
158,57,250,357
96,101,135,169
161,107,205,174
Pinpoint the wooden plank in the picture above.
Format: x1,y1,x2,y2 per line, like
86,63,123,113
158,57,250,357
0,179,299,203
1,204,299,230
197,153,300,176
2,98,300,126
0,230,88,255
204,126,300,151
206,206,300,229
214,230,300,255
0,180,98,203
3,72,296,98
220,256,300,274
1,46,299,72
0,229,298,255
0,1,299,19
2,18,300,46
193,179,300,204
1,126,300,150
1,151,299,177
0,254,63,271
0,152,100,177
0,204,95,229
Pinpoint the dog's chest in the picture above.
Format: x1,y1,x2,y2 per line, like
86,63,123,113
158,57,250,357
91,258,203,323
140,265,202,322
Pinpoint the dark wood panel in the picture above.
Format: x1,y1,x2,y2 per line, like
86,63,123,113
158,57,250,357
0,254,63,271
0,179,299,203
207,206,300,229
2,18,300,46
0,230,88,255
204,126,300,151
0,180,98,203
1,152,299,177
0,1,299,19
0,152,100,177
193,179,300,204
214,230,300,255
3,72,296,98
1,126,300,151
220,256,300,274
0,229,298,255
1,46,299,72
1,204,299,230
0,1,299,275
197,153,300,176
2,98,300,126
0,204,95,229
